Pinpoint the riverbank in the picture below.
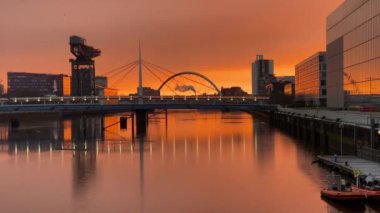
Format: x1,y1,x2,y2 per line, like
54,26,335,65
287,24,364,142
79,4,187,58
270,107,380,162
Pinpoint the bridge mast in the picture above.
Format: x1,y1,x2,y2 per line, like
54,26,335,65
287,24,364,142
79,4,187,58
138,42,143,102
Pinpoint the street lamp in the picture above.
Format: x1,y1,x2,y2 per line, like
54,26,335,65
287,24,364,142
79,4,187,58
340,124,344,156
366,76,374,156
338,122,344,156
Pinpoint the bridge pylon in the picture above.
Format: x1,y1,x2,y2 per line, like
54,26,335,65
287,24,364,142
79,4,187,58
138,42,143,104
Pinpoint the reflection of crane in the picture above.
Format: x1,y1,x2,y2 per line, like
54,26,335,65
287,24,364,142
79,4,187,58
344,72,361,94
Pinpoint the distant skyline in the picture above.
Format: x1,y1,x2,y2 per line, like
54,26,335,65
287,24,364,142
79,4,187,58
0,0,343,94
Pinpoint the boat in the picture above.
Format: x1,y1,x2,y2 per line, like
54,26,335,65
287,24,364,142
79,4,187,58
321,187,367,201
353,186,380,200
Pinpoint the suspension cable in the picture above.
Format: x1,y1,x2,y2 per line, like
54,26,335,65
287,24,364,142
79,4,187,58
107,61,139,79
98,60,138,76
143,60,216,91
112,63,138,87
142,64,176,94
142,61,186,85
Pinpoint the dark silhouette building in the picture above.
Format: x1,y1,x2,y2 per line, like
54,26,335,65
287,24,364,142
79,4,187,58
130,87,160,96
70,35,101,96
221,87,248,96
7,72,70,97
264,75,295,106
0,82,3,96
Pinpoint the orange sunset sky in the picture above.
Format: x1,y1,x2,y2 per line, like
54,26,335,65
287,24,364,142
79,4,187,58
0,0,343,95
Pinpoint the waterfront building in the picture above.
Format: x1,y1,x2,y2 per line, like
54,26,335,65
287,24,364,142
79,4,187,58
221,87,248,96
95,76,108,88
295,52,327,106
252,55,274,96
327,0,380,108
0,83,4,96
284,83,295,97
276,76,295,83
265,76,294,96
129,87,160,96
7,72,71,97
94,76,118,99
264,75,295,105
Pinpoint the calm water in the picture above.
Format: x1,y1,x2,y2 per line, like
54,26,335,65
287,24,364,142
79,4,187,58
0,110,378,213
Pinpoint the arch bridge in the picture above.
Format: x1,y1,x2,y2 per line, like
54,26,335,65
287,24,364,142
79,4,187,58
157,71,222,96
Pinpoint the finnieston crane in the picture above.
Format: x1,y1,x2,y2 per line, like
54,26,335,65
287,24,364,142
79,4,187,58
69,35,101,96
69,35,101,61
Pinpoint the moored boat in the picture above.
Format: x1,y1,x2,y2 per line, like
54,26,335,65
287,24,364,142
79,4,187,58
353,186,380,200
321,187,366,201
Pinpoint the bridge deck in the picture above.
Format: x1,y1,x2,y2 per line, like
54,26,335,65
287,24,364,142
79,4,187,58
0,96,276,114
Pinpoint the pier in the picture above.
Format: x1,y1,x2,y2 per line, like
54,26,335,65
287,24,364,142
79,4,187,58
317,155,380,180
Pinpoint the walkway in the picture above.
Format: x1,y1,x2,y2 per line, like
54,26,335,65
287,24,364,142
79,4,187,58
318,155,380,180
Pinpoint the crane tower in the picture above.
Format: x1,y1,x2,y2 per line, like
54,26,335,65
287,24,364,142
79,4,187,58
69,35,101,96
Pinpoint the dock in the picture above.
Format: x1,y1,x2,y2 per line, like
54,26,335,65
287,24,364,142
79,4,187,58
317,155,380,180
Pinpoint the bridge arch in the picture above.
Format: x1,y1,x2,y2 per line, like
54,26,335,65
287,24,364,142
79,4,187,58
158,71,222,95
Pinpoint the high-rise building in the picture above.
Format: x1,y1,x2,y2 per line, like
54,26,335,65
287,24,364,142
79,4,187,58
0,83,4,96
252,55,274,96
70,35,101,96
327,0,380,108
295,52,327,106
7,72,71,97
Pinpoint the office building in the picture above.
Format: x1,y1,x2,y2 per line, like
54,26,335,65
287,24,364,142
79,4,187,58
0,83,3,96
95,76,108,88
295,52,327,106
7,72,71,97
252,55,274,96
95,76,118,97
327,0,380,108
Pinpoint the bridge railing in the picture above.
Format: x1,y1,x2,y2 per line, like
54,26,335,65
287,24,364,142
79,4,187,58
0,95,269,106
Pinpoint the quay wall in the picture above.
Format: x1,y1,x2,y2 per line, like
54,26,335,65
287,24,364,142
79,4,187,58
267,109,380,162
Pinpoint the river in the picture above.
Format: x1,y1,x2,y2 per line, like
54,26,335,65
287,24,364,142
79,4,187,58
0,110,378,213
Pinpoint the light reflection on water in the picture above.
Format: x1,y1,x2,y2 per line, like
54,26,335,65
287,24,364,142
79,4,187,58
0,110,379,213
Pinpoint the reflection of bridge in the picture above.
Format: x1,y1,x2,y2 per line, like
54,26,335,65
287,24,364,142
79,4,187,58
0,95,276,136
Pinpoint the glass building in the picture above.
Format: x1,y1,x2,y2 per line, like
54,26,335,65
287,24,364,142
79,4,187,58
295,52,327,106
327,0,380,108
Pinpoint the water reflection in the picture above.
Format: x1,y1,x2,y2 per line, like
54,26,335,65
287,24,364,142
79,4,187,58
0,111,377,212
